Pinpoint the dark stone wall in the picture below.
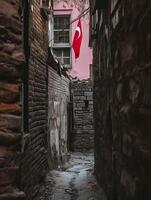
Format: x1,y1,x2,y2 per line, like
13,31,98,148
71,80,94,152
90,0,151,200
0,0,25,199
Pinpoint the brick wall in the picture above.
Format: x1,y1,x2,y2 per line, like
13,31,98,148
20,1,71,199
20,0,49,198
0,0,25,199
0,0,71,199
72,80,94,152
48,67,70,168
90,0,151,200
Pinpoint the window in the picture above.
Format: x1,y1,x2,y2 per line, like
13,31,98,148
53,15,71,68
54,16,70,44
53,48,70,65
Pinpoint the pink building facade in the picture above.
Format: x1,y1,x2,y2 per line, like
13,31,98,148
49,0,92,79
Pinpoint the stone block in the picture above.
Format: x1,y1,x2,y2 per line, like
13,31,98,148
84,92,92,96
0,25,7,36
75,102,85,107
0,15,22,34
12,51,24,62
0,63,20,79
0,146,14,158
0,82,19,103
0,103,21,115
0,0,18,17
0,167,18,194
0,43,16,54
86,96,93,100
0,114,21,131
0,131,20,146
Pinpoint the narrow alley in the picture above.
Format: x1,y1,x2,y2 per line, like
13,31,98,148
37,153,106,200
0,0,151,200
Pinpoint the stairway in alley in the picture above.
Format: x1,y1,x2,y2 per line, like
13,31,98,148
36,153,107,200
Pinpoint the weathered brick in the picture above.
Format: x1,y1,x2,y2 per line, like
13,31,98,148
0,0,25,198
0,103,21,115
0,82,19,103
0,114,21,131
0,131,20,146
71,80,94,151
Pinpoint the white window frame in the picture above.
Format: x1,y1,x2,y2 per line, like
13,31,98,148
52,14,71,48
50,14,72,68
53,48,71,67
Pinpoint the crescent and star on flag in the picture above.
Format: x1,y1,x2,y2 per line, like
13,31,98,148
75,27,81,39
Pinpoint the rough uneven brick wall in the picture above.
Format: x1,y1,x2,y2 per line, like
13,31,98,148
21,0,49,199
72,80,94,152
48,67,70,167
0,0,25,199
92,0,151,200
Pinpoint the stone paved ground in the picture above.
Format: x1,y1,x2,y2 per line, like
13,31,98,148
36,153,107,200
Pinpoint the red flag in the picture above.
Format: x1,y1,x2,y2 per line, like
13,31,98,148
72,19,83,59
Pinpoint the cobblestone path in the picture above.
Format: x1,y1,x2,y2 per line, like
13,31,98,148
36,153,107,200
